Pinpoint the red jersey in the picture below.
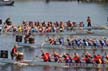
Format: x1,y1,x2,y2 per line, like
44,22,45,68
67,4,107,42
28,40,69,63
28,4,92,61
12,47,17,54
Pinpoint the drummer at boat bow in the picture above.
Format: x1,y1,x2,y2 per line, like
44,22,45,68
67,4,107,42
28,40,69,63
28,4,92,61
11,45,18,60
11,45,24,61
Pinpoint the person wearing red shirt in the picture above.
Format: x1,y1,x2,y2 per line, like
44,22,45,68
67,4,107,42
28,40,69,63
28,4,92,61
41,50,51,62
46,53,51,62
73,53,81,63
11,45,18,60
65,53,72,63
83,55,92,63
41,53,49,62
93,54,103,64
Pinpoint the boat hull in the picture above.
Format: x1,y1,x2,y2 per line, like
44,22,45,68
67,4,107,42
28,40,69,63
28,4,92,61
2,26,108,36
0,1,14,6
0,59,107,68
17,42,41,48
17,42,108,50
30,61,106,68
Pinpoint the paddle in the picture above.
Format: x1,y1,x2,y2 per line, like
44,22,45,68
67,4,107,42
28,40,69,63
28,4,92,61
81,51,85,58
107,17,108,24
40,37,48,49
103,51,107,59
33,49,44,60
105,51,107,56
93,48,96,56
40,42,45,49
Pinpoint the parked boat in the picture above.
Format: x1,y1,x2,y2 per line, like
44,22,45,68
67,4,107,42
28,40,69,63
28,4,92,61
0,0,14,6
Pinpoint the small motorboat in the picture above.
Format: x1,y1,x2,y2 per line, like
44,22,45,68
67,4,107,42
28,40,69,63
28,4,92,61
0,0,14,6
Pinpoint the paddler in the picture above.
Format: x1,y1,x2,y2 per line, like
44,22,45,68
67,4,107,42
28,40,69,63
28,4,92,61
41,50,51,62
53,52,60,62
59,21,65,32
97,54,104,64
58,37,64,45
83,55,91,63
41,50,48,62
99,39,105,47
46,52,51,62
105,55,108,63
18,26,23,33
62,53,72,63
67,38,71,46
93,54,103,64
79,21,84,32
62,53,67,63
79,21,84,27
24,33,32,43
73,53,81,63
49,38,56,45
66,53,72,63
10,45,18,60
4,17,12,25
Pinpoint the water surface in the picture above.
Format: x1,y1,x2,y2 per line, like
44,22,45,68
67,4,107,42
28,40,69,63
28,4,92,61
0,0,108,71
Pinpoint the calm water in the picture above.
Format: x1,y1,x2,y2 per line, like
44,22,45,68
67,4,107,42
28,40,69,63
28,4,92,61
0,0,108,71
0,1,108,25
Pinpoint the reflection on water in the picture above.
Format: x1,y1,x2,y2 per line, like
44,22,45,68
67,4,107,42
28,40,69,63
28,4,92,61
0,0,108,25
43,66,52,71
0,64,108,71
